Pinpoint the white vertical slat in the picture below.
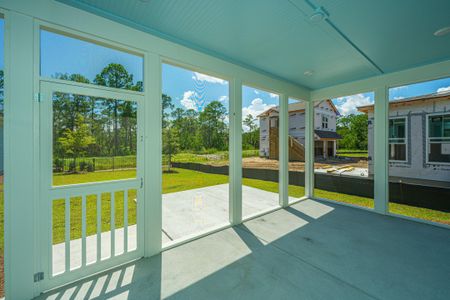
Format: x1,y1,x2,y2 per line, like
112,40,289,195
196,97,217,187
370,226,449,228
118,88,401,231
110,192,115,257
144,52,162,256
65,197,70,272
279,94,289,207
229,78,243,225
305,100,315,198
97,193,101,262
81,195,86,266
374,86,389,214
124,190,128,253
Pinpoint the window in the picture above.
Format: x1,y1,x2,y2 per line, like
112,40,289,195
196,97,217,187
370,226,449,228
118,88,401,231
288,98,306,203
52,93,138,185
242,86,280,218
314,92,375,209
389,118,407,161
161,63,230,245
427,114,450,163
322,115,328,129
41,29,143,92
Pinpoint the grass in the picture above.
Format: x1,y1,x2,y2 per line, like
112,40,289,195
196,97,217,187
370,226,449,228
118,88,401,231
336,149,368,158
2,166,449,248
162,168,228,193
50,168,229,244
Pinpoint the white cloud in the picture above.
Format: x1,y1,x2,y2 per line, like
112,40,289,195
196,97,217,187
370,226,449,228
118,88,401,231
334,94,373,116
393,96,405,100
269,93,278,98
254,90,260,95
242,98,276,125
391,85,408,91
192,72,227,85
218,95,228,102
437,86,450,94
180,90,198,111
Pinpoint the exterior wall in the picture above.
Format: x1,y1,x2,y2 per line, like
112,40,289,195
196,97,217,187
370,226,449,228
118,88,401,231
367,98,450,182
314,101,337,132
259,100,339,158
288,111,306,145
259,116,269,156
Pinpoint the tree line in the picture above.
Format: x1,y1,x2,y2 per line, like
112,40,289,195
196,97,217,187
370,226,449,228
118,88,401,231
52,63,141,172
336,113,368,150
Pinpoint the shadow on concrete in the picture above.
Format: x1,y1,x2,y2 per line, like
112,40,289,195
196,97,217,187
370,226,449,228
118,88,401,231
36,200,450,300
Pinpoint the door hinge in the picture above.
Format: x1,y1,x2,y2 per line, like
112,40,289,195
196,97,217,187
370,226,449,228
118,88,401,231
140,177,144,189
35,93,41,103
34,272,44,282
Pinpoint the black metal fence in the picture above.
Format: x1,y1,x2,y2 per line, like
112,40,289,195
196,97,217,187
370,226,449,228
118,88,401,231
54,156,136,173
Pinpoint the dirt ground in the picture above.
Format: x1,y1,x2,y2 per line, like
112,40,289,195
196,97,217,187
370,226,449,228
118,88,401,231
203,156,368,171
242,157,368,171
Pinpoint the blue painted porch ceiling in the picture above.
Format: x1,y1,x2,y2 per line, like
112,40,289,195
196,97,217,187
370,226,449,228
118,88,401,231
60,0,450,90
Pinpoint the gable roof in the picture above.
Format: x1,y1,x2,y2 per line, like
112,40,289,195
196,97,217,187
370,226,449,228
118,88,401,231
357,91,450,114
258,99,340,118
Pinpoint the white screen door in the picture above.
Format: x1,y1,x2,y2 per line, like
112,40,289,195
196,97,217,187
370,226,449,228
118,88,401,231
38,80,145,291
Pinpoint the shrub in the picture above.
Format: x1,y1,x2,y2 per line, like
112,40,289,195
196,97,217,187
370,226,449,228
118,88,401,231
87,162,94,172
68,161,76,173
54,158,64,172
79,161,87,172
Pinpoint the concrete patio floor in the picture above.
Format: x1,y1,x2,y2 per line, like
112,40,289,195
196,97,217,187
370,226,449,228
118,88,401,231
41,199,450,300
162,183,296,243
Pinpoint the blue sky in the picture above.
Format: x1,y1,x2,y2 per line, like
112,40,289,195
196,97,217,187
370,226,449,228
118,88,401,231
333,77,450,115
162,64,282,123
10,27,448,119
40,30,143,85
162,63,229,112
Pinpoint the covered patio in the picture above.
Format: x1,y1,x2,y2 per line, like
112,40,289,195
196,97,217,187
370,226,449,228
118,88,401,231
1,1,449,299
39,200,450,300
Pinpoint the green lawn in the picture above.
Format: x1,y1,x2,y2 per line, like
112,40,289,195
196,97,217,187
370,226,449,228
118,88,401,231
336,149,368,158
0,167,448,250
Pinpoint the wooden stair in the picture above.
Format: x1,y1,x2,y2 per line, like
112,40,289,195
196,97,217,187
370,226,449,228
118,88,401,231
289,135,305,161
269,128,305,161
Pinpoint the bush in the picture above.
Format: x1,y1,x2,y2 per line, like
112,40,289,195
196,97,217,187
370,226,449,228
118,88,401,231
79,161,87,172
54,158,64,172
68,161,76,173
243,149,259,158
87,162,94,172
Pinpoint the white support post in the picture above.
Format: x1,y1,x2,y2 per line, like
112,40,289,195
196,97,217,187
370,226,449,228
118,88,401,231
374,86,389,214
305,100,315,198
144,52,162,256
229,78,242,225
279,94,289,207
4,11,36,299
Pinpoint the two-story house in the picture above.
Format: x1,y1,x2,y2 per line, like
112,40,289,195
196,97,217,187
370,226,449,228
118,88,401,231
358,91,450,182
258,100,341,160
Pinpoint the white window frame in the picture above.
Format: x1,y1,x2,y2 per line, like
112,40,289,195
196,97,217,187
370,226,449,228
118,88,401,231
388,116,408,163
425,112,450,165
321,114,328,129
